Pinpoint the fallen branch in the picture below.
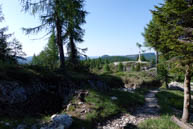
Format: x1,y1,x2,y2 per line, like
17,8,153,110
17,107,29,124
171,116,193,129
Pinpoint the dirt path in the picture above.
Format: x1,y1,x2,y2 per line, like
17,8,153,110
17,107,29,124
97,89,160,129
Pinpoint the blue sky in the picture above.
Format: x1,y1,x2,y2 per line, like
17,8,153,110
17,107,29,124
1,0,163,57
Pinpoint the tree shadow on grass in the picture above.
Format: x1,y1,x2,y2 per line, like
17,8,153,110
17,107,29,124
156,90,184,115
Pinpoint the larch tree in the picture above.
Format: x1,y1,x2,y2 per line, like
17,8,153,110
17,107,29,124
146,0,193,122
64,0,87,65
20,0,69,68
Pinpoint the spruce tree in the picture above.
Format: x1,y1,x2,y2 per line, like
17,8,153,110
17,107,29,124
103,63,110,72
118,63,124,72
145,0,193,122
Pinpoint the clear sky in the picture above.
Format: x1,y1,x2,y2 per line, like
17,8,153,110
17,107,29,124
0,0,163,57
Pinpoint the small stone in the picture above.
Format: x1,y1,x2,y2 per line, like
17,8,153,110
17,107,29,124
80,109,86,113
51,114,57,120
5,122,10,126
78,102,83,105
16,124,27,129
111,96,118,100
66,104,72,111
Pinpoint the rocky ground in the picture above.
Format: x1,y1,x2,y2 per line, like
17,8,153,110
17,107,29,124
97,89,160,129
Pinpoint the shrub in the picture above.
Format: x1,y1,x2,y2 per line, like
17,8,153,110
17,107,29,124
118,63,124,72
103,64,110,72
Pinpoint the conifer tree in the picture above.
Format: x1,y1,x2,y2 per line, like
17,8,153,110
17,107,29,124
65,0,87,65
20,0,68,68
103,63,110,72
0,6,25,63
118,63,124,72
31,33,59,69
145,0,193,122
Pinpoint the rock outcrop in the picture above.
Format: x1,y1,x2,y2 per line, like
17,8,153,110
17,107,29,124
40,114,73,129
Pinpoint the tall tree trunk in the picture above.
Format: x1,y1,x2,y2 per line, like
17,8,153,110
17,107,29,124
182,65,191,123
69,35,77,63
156,51,159,64
56,18,65,69
165,77,169,89
156,51,159,74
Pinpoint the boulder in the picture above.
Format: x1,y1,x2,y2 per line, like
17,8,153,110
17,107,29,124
41,114,72,129
0,82,27,104
169,82,184,91
16,124,27,129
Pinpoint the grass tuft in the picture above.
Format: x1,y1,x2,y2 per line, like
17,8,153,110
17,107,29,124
138,115,181,129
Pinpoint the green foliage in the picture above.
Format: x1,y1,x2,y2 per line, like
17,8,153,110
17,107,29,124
131,65,135,71
70,88,146,129
138,115,180,129
144,0,193,70
65,0,87,65
139,89,185,129
0,7,25,63
31,33,59,70
113,71,161,89
82,58,107,71
0,62,35,82
156,90,186,114
135,63,141,71
136,42,142,49
151,59,156,66
46,33,59,69
118,63,124,72
141,55,146,61
20,0,87,68
137,55,147,61
101,56,133,62
83,56,133,72
103,64,110,72
144,2,193,121
20,0,65,67
157,61,170,88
